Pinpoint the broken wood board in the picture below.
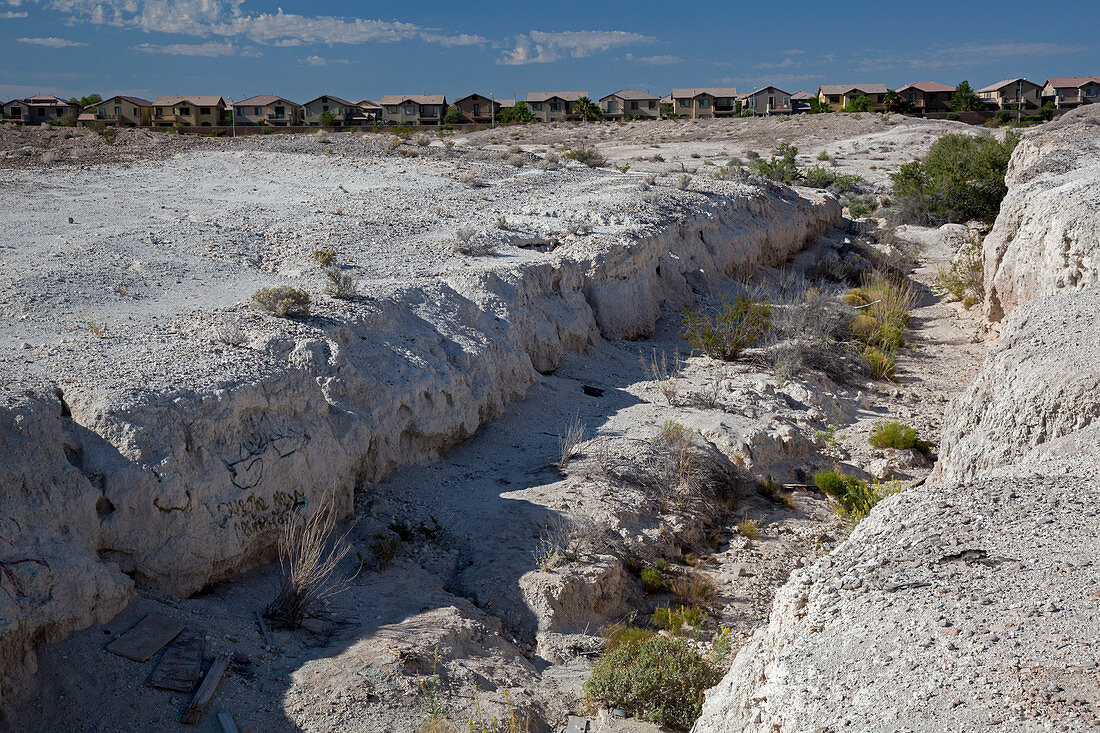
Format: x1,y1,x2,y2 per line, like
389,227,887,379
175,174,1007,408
149,627,206,692
106,613,186,662
217,710,240,733
182,654,229,725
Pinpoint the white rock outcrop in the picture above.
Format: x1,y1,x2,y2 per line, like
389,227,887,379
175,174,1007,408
696,101,1100,733
0,174,839,707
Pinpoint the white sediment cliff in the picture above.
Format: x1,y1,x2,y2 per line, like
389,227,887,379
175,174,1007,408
0,134,840,706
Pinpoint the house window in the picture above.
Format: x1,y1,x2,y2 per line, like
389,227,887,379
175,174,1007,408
905,93,916,103
473,103,480,115
386,106,397,113
133,108,138,116
678,99,689,107
531,102,542,110
155,107,163,116
630,101,638,110
200,107,210,115
699,98,710,107
179,107,190,115
274,106,284,118
322,105,329,111
36,108,45,117
648,101,655,109
114,106,120,115
829,95,840,103
551,102,561,111
607,101,618,113
1088,88,1097,97
405,105,416,115
254,107,261,116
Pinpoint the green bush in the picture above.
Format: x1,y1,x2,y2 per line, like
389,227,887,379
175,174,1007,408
317,110,338,127
841,95,873,113
565,146,605,168
752,142,799,183
932,234,983,305
639,567,665,592
652,605,706,633
584,634,722,730
442,105,463,125
803,166,864,193
889,132,1018,225
869,422,932,454
252,286,311,318
680,295,771,361
862,345,896,380
814,470,902,525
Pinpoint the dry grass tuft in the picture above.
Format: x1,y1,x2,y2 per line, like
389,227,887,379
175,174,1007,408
264,491,351,629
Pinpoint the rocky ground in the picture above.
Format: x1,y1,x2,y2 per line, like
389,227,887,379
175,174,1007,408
0,115,1009,732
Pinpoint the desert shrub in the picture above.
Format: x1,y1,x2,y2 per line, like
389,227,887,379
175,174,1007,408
585,634,722,730
816,150,830,161
565,146,605,168
889,133,1019,225
762,281,858,380
680,295,771,361
536,152,560,170
675,173,691,190
639,566,666,592
603,622,654,652
670,572,718,606
862,345,896,380
252,286,311,318
869,422,932,454
557,415,586,469
845,194,878,219
313,248,337,267
368,531,401,570
752,142,799,183
323,268,359,300
803,166,865,194
932,234,983,305
652,605,707,634
839,478,904,525
264,492,350,629
452,227,496,256
736,518,760,539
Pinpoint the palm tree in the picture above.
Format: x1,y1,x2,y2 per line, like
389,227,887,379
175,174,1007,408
951,81,983,112
882,90,910,114
574,96,602,122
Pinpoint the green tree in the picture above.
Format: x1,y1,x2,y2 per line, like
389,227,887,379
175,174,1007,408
442,104,464,125
882,89,910,113
69,93,102,108
317,110,338,127
752,142,800,183
659,102,674,118
951,81,983,112
807,97,834,114
499,101,533,124
574,96,602,121
842,95,873,113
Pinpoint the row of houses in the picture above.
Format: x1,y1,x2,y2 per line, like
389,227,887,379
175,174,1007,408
4,77,1098,128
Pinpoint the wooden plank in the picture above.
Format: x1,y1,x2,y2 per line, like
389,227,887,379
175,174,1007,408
149,627,206,692
254,611,274,648
182,655,229,725
106,613,186,662
216,710,240,733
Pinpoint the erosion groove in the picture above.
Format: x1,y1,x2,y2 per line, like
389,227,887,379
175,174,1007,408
0,181,838,706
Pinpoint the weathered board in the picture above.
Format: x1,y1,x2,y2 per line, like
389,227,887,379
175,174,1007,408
182,655,229,725
106,613,186,662
216,710,240,733
149,627,206,692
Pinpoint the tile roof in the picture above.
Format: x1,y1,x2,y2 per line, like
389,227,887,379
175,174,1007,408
357,99,382,108
496,98,517,108
235,95,300,107
1044,77,1100,89
742,86,792,97
790,90,814,100
23,95,77,107
900,81,955,93
975,79,1032,92
153,96,225,107
83,96,152,110
669,87,738,98
601,89,659,101
302,95,356,107
525,91,588,103
818,83,888,95
380,94,446,105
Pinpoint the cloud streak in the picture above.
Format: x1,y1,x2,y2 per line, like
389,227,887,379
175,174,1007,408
132,40,258,57
17,35,86,46
626,52,682,66
299,54,350,66
499,30,654,65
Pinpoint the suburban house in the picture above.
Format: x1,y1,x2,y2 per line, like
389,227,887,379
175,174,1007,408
599,89,660,120
525,92,588,122
453,94,500,124
380,94,447,125
739,86,793,115
151,96,226,127
80,95,152,126
976,79,1042,110
897,81,955,114
3,95,80,125
1041,77,1100,108
816,84,888,111
301,95,364,126
790,90,814,113
356,100,383,122
668,88,739,118
233,95,302,126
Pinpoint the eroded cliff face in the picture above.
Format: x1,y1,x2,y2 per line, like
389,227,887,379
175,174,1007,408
0,180,839,707
695,109,1100,732
983,105,1100,321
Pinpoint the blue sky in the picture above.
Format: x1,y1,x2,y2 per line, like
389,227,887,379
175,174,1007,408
2,0,1097,102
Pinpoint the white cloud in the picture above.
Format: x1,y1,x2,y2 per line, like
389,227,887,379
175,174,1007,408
133,41,246,57
626,53,682,66
855,41,1088,72
34,0,487,48
299,54,350,66
499,30,654,65
17,35,86,46
1,10,28,16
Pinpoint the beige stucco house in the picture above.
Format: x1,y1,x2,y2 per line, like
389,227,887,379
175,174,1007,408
1041,77,1100,108
739,86,793,115
380,95,447,125
81,96,152,126
667,88,739,118
976,79,1042,110
816,84,888,112
525,92,587,122
301,95,364,126
152,96,226,127
599,89,660,120
233,95,302,126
